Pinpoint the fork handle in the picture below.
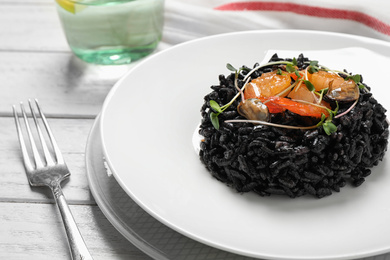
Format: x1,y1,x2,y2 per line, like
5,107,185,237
52,184,94,260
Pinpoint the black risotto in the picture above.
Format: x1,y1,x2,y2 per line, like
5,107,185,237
199,54,389,198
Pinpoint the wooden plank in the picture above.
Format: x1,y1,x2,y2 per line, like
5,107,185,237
0,51,132,117
0,202,151,259
0,117,96,203
0,117,93,153
0,2,68,52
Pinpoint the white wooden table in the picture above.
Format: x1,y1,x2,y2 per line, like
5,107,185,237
2,0,390,259
0,0,154,259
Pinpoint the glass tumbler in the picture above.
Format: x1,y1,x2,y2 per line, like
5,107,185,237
55,0,164,65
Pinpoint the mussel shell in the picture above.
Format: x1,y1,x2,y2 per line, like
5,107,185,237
237,98,270,121
325,79,359,103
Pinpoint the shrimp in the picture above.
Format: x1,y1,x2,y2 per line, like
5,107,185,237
267,96,329,118
244,71,292,99
241,95,329,118
307,71,343,91
287,82,331,109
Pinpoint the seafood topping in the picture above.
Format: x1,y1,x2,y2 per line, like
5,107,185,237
246,70,292,98
326,79,359,102
308,70,344,91
266,96,329,118
308,70,359,103
237,99,270,121
209,57,366,134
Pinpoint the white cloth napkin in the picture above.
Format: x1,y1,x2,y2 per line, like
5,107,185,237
160,0,390,49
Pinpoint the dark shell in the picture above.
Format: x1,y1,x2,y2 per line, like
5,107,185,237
237,98,270,122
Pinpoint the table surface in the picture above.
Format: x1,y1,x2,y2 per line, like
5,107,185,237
1,0,155,259
2,0,390,259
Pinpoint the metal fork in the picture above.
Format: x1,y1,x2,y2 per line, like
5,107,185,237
13,99,93,260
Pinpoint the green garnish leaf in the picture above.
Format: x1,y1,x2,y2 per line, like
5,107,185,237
308,67,317,74
210,112,220,130
292,57,298,66
295,70,301,79
345,74,361,84
323,121,337,135
303,80,315,91
226,63,237,72
308,61,319,74
286,64,296,73
276,68,283,75
209,100,222,113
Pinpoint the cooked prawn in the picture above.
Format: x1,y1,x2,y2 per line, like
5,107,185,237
266,96,329,118
244,71,292,99
288,82,331,109
307,71,344,91
259,97,285,114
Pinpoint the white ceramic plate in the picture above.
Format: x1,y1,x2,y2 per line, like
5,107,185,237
100,30,390,260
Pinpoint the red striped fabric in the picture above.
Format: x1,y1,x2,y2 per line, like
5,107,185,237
214,1,390,36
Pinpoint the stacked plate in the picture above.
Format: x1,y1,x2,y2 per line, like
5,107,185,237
86,30,390,260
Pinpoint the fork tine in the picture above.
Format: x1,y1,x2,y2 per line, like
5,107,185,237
29,99,56,166
13,105,35,172
20,102,45,169
34,99,65,165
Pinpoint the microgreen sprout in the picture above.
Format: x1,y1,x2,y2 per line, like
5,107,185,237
319,102,339,135
316,88,328,104
209,63,249,129
242,60,296,82
303,80,315,92
209,99,233,130
292,57,298,66
286,63,296,73
335,99,358,119
225,119,319,130
308,60,319,74
318,115,337,135
226,63,237,72
345,74,366,90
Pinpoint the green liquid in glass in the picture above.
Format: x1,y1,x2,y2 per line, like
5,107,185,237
56,0,164,65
